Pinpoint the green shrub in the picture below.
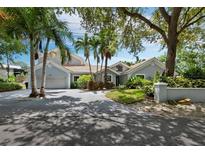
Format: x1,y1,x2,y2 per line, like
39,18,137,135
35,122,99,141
143,85,154,97
161,76,205,88
0,77,5,82
7,75,16,82
126,76,152,89
105,82,115,89
98,81,104,90
183,67,205,79
0,82,24,92
77,75,92,89
153,71,161,83
71,81,78,89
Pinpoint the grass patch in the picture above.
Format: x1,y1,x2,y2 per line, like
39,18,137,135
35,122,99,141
0,82,24,92
105,89,145,104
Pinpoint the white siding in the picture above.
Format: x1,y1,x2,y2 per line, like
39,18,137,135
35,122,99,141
36,65,70,89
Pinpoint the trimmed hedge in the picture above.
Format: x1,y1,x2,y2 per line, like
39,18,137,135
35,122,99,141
0,82,24,92
160,76,205,88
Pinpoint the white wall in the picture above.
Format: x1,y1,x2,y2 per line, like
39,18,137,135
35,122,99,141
154,83,205,103
167,88,205,103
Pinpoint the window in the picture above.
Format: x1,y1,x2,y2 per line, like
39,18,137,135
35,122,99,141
135,74,145,79
74,76,79,82
106,75,112,82
116,65,123,72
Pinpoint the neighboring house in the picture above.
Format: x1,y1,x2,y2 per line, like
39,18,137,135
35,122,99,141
0,64,24,79
31,48,165,89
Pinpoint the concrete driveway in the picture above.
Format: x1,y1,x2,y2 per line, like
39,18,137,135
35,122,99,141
0,89,205,145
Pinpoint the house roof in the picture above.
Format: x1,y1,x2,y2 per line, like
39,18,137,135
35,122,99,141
96,57,165,75
124,57,165,74
109,61,130,69
97,67,121,75
64,64,103,74
35,60,71,75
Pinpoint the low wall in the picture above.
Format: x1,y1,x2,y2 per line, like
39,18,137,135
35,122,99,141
154,83,205,103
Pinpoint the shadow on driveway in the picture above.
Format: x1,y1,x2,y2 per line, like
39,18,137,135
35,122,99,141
0,94,205,145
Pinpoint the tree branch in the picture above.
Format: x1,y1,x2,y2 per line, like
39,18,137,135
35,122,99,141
178,8,205,34
159,7,170,23
120,8,168,44
180,7,191,27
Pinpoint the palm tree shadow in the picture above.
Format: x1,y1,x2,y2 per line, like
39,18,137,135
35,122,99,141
0,98,205,145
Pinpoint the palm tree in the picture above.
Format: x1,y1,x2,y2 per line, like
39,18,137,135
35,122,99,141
97,29,118,84
90,36,100,73
38,8,73,97
1,8,45,97
75,33,93,79
103,48,112,84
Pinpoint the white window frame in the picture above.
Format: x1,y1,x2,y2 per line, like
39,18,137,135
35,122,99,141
133,74,146,79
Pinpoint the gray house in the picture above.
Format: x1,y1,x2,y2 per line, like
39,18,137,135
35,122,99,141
31,48,165,89
95,57,165,86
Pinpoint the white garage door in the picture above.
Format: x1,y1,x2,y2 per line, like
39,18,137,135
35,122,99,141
45,77,67,89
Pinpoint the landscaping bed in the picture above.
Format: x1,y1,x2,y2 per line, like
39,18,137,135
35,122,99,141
128,99,205,118
105,89,145,104
0,82,24,92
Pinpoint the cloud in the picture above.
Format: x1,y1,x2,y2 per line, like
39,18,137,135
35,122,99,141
58,13,86,38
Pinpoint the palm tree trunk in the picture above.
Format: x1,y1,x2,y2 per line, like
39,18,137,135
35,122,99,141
96,59,99,73
104,56,108,85
6,53,10,79
87,58,93,80
100,58,104,81
29,36,38,97
39,38,50,97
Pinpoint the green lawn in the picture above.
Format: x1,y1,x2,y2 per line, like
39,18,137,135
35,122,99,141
105,89,145,104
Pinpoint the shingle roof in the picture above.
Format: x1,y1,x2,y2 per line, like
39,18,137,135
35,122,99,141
64,64,104,74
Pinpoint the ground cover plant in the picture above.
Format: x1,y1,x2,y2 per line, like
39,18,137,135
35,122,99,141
105,89,145,104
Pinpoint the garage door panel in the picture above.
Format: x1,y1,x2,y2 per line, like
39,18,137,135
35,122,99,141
45,78,66,89
37,78,67,89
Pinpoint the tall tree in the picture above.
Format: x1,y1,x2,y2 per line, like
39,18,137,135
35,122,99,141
0,28,26,78
77,7,205,76
90,35,100,73
38,8,73,97
1,8,46,97
97,28,118,83
75,33,93,79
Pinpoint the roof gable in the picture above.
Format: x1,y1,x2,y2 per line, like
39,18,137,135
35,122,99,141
66,54,84,66
110,61,130,69
124,57,165,74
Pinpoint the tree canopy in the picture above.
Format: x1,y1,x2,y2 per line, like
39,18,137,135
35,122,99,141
76,7,205,76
